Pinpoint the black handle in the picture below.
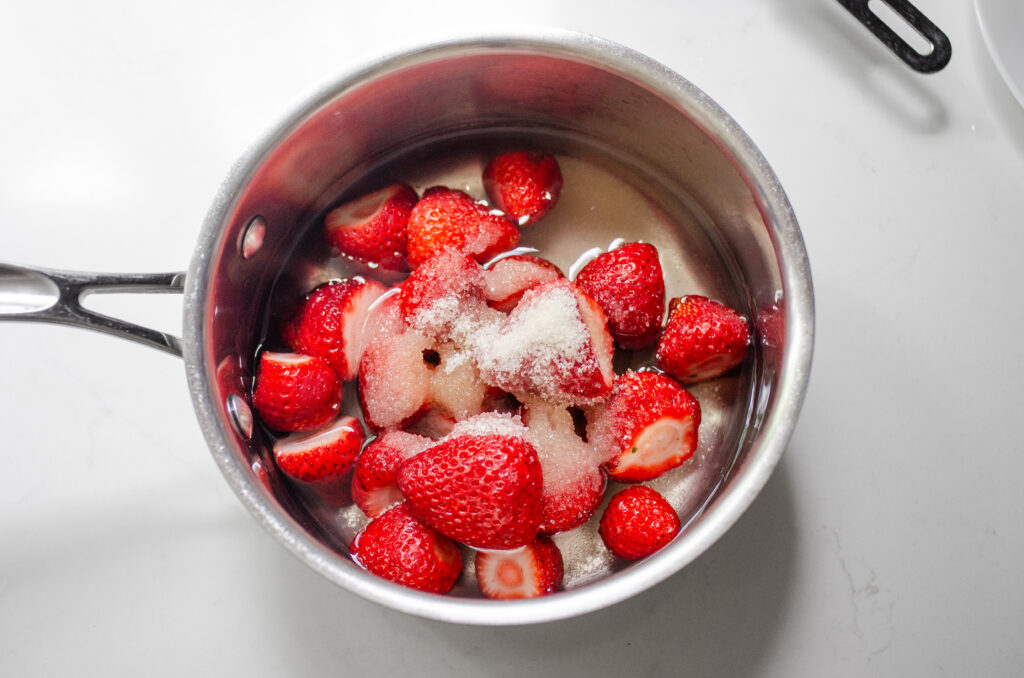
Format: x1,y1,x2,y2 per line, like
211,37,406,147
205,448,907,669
837,0,952,73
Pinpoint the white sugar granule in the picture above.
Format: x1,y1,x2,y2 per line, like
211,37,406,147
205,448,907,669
448,411,528,440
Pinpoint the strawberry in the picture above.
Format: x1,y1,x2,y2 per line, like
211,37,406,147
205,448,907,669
599,486,681,560
350,503,463,594
482,151,563,226
406,186,520,268
588,370,701,482
655,295,751,383
538,466,606,535
252,351,341,432
474,278,615,406
281,277,389,380
397,433,543,550
397,248,487,341
484,254,563,312
357,327,433,431
324,184,418,271
352,430,432,518
474,536,564,599
273,416,365,505
574,242,665,350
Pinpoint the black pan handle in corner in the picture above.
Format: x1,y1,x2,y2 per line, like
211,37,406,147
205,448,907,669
837,0,952,73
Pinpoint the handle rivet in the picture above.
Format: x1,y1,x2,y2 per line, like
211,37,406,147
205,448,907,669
226,393,254,438
238,216,267,260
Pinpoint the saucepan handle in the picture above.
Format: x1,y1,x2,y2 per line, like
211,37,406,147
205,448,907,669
0,262,186,357
837,0,952,73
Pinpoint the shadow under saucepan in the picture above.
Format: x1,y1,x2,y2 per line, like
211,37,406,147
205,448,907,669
268,456,800,677
767,0,950,135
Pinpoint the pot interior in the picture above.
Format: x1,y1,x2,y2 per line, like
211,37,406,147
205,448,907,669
185,35,809,622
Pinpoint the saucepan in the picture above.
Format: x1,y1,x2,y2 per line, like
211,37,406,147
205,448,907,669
0,28,814,625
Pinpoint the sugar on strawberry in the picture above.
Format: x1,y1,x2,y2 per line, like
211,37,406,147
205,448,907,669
282,277,389,381
252,351,342,432
352,430,432,518
574,242,665,350
406,186,520,268
482,151,563,227
588,370,701,483
599,485,681,560
273,415,365,506
656,294,751,384
324,184,418,272
350,502,463,594
475,536,564,599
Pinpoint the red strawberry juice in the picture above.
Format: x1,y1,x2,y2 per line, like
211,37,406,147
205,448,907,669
258,128,756,595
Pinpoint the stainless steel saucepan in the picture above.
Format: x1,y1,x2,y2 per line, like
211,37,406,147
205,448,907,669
0,29,814,625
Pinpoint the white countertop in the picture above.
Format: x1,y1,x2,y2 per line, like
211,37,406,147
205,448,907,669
3,1,1022,675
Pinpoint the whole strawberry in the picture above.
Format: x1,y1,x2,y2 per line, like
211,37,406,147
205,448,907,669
252,351,341,432
482,151,563,226
397,433,543,550
588,370,701,483
350,503,463,594
324,184,418,271
656,295,751,383
574,242,665,350
406,186,520,268
475,536,564,599
599,486,681,560
273,416,365,505
282,277,389,381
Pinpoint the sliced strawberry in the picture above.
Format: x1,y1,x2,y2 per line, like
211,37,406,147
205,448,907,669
397,433,543,550
350,503,463,594
273,416,365,505
397,248,488,342
406,186,520,268
474,536,564,599
484,254,564,312
474,278,614,406
574,242,665,350
281,277,389,380
427,343,487,420
482,151,563,226
324,184,417,271
352,430,433,518
521,398,606,534
357,327,433,431
655,295,751,383
253,351,341,432
588,370,701,482
599,486,681,560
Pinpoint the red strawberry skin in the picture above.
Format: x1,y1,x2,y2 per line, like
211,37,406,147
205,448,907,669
352,431,432,518
599,486,681,560
397,434,543,550
350,503,463,594
324,184,417,271
483,151,563,226
252,352,341,432
593,370,701,483
281,278,387,380
397,247,485,329
538,465,606,535
406,187,520,268
655,295,751,383
474,536,564,599
574,242,665,350
274,416,365,482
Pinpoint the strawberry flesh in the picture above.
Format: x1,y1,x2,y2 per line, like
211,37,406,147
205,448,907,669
475,536,564,599
484,254,563,312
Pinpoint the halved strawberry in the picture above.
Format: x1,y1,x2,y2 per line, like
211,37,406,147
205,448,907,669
588,370,701,482
574,242,665,350
352,430,433,518
484,254,564,312
253,351,341,432
426,343,487,421
474,536,564,599
406,186,520,268
324,184,417,271
655,295,751,383
397,433,543,550
350,502,463,594
482,151,563,227
282,277,389,380
357,327,433,431
599,486,681,560
397,248,488,342
474,278,615,406
273,415,365,505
